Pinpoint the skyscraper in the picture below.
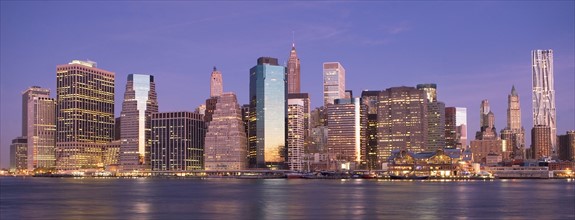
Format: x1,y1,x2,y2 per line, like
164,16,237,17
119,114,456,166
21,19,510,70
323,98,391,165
210,67,223,97
55,60,115,170
446,107,469,149
377,87,428,160
287,43,301,94
455,107,468,148
249,57,287,169
205,93,247,170
22,86,56,170
287,98,305,171
532,49,556,154
151,112,205,171
119,74,158,171
417,84,445,151
10,137,27,173
327,98,366,169
500,86,525,159
323,62,345,106
476,100,497,140
558,131,575,161
361,90,380,169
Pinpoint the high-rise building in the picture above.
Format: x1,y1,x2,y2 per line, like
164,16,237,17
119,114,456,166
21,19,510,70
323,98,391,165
55,60,115,170
287,99,305,171
377,87,428,161
249,57,287,169
327,98,366,169
361,90,380,169
287,43,301,94
445,107,457,149
288,93,310,140
119,74,158,171
323,62,345,106
471,100,504,163
500,86,525,159
204,93,247,170
479,99,491,128
456,107,468,148
417,84,445,151
532,49,557,154
10,137,28,173
210,67,223,97
558,131,575,161
531,125,552,159
151,112,205,171
476,100,497,140
22,86,56,170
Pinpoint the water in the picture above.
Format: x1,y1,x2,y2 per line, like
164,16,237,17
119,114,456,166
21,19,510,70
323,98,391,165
1,177,574,219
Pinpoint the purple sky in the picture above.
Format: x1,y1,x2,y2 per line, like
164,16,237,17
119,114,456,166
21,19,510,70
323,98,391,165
1,1,574,169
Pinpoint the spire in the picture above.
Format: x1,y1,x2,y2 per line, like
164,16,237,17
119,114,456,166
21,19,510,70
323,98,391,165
292,31,296,49
511,85,517,96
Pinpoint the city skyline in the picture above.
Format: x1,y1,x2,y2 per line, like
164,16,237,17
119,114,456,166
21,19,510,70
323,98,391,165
1,2,574,169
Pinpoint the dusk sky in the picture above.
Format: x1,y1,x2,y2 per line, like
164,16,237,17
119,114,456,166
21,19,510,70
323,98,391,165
1,1,573,169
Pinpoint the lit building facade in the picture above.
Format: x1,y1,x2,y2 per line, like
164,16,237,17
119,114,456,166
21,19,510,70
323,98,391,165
532,49,556,153
204,93,247,170
151,112,205,171
558,131,575,161
287,99,305,171
287,43,301,94
476,100,497,140
531,125,551,159
361,90,380,169
455,107,468,148
55,60,115,170
22,86,56,170
323,62,345,106
377,87,428,161
327,98,366,169
500,86,525,159
119,74,158,171
445,107,457,149
10,137,28,173
417,84,445,151
210,67,223,97
249,57,287,169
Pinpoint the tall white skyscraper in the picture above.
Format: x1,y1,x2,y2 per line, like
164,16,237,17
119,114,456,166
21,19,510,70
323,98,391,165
287,98,305,171
323,62,345,107
532,49,556,153
22,86,56,171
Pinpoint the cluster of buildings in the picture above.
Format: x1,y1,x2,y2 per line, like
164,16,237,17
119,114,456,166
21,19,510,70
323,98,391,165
8,47,575,176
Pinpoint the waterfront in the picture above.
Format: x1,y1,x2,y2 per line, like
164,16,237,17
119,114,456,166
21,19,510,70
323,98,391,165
1,177,574,219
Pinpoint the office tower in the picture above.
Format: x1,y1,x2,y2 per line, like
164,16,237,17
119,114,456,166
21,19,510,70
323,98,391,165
531,125,552,159
151,112,205,171
345,90,353,99
476,100,497,140
456,107,468,148
287,43,301,94
10,137,28,172
241,104,250,146
204,97,218,124
114,117,121,141
55,60,115,170
532,49,557,154
417,84,445,151
558,131,575,161
204,93,247,170
288,93,310,139
249,57,287,169
323,62,345,106
119,74,158,171
327,98,366,169
210,67,223,97
287,99,305,171
104,140,120,167
445,107,457,149
361,90,380,169
500,86,526,159
377,87,428,161
22,86,56,170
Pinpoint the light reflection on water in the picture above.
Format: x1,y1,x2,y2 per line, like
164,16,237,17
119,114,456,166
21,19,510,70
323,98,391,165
1,177,574,219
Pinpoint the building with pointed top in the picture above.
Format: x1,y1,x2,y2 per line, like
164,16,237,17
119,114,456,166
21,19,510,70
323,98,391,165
210,67,223,97
500,86,525,159
287,44,301,94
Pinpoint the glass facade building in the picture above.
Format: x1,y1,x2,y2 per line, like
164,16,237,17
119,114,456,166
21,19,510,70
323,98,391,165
249,57,287,169
120,74,158,171
323,62,345,107
22,86,56,170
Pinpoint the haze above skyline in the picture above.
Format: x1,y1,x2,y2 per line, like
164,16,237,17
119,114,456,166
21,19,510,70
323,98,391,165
1,1,574,169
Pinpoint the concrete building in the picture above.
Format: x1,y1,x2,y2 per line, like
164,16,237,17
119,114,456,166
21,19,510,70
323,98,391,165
558,131,575,161
22,86,56,171
151,112,206,171
476,100,498,140
287,99,305,171
532,49,556,154
119,74,158,171
417,84,445,151
377,87,428,161
470,139,505,164
327,98,366,170
248,57,287,169
287,43,301,94
10,137,28,173
531,125,552,159
210,67,223,97
500,86,526,160
323,62,345,106
204,93,247,170
361,90,380,169
55,60,115,170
